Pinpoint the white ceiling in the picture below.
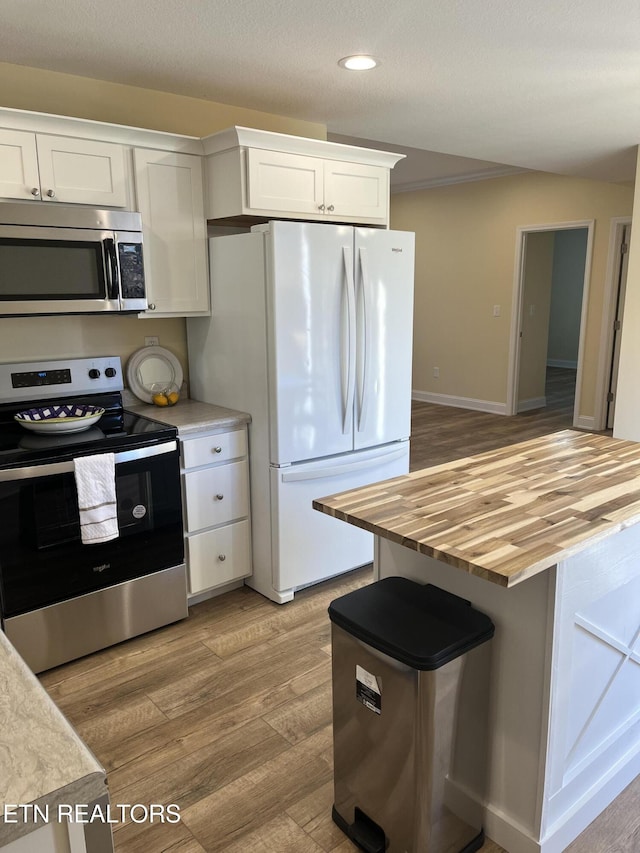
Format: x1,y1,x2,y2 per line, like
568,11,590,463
2,0,639,184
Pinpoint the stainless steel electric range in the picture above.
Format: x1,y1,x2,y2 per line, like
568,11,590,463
0,356,187,673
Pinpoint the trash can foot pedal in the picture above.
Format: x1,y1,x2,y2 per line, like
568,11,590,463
332,805,386,853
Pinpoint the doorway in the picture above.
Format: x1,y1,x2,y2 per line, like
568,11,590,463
507,221,594,424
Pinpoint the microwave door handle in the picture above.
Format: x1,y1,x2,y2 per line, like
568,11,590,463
103,238,120,301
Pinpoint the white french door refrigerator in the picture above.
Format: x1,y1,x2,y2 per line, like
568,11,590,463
187,220,414,603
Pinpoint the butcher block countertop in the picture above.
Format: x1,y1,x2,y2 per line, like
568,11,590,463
313,430,640,587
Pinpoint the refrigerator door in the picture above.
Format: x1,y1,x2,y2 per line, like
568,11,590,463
271,441,410,593
353,228,415,451
268,221,356,465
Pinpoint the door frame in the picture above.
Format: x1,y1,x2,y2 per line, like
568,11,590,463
506,220,594,422
593,216,632,431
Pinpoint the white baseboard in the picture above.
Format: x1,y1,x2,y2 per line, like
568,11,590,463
447,746,640,853
412,390,507,415
574,415,596,430
547,359,578,369
517,397,546,413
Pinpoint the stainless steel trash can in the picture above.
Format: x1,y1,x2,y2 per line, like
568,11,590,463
329,577,495,853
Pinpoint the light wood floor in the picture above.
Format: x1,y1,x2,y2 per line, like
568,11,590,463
40,371,638,853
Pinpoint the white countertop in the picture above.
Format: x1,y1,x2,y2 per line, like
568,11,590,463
0,630,107,845
124,395,251,436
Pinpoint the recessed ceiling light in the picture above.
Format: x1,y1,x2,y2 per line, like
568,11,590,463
338,55,379,71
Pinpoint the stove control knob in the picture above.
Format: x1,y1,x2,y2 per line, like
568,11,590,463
105,367,117,378
88,368,101,379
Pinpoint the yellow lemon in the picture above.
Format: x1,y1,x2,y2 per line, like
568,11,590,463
167,391,180,405
152,392,169,407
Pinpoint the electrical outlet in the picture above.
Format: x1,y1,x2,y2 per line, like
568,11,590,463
433,367,440,378
145,336,159,347
493,305,501,317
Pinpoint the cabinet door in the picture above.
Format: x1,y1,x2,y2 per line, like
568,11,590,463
246,148,324,216
134,149,209,317
324,160,389,224
36,135,128,206
0,129,41,200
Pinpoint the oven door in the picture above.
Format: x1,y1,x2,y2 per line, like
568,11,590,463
0,224,121,315
0,441,184,619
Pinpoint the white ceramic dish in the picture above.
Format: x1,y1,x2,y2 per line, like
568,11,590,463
126,346,184,405
14,404,105,434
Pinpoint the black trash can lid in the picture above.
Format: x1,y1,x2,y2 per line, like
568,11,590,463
328,577,495,671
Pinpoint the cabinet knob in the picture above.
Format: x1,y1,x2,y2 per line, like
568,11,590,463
215,493,224,501
213,446,222,454
46,189,56,199
218,554,226,562
327,204,335,212
31,187,40,197
148,303,156,311
318,204,325,212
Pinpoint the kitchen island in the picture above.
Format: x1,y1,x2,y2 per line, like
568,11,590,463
314,430,640,853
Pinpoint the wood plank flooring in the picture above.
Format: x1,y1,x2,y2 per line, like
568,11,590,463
39,369,637,853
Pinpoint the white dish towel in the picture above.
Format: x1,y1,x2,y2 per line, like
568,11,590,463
73,453,119,544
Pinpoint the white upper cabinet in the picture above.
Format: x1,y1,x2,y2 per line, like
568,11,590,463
202,126,403,226
133,148,209,317
0,129,40,200
246,148,325,216
0,128,128,206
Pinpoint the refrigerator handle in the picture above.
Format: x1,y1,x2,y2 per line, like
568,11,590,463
342,245,356,435
280,446,407,482
357,246,371,432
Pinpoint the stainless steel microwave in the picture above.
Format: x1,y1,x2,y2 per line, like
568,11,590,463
0,203,147,316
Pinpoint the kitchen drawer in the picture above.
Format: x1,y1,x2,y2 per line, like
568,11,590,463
182,429,247,469
187,520,251,593
184,460,248,531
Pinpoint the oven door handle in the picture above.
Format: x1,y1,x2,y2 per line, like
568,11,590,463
0,440,177,482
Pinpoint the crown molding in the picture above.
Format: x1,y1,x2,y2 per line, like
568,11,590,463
391,165,528,194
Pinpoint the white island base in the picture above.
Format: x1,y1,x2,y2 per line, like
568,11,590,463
374,529,640,853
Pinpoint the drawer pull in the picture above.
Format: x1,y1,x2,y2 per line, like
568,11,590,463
213,446,223,454
218,554,226,561
215,493,224,501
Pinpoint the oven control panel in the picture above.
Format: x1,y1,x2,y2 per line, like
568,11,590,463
0,356,124,404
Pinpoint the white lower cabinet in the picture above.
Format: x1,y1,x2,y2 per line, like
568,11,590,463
180,426,252,596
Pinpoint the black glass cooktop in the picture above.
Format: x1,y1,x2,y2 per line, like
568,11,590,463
0,392,177,469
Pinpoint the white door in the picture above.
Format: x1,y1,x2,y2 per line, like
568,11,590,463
134,148,209,316
36,135,128,206
0,129,40,201
246,148,324,216
324,160,389,224
271,442,409,592
353,228,415,450
268,221,355,464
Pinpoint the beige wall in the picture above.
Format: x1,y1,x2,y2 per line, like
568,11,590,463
0,64,326,386
0,62,326,140
390,172,633,418
0,315,188,383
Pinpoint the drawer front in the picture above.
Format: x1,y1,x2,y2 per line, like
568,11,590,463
187,520,251,593
184,460,248,532
182,429,247,469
